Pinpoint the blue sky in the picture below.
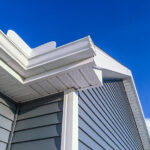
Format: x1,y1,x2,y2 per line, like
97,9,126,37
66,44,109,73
0,0,150,118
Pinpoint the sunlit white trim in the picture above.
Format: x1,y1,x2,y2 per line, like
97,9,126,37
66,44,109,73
7,30,57,58
94,46,131,76
61,89,78,150
0,30,95,70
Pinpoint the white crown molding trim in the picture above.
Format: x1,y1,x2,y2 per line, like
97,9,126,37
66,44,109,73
61,89,78,150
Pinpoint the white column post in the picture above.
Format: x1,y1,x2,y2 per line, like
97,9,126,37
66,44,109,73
61,89,78,150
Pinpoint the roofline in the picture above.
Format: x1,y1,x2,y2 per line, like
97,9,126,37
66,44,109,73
0,30,149,148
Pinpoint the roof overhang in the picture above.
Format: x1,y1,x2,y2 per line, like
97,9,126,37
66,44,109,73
0,30,102,102
0,30,132,103
0,30,149,149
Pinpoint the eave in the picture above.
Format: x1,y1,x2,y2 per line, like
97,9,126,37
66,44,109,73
0,30,149,149
0,30,102,102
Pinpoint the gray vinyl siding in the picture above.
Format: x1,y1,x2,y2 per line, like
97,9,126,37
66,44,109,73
0,93,16,150
10,92,64,150
78,80,144,150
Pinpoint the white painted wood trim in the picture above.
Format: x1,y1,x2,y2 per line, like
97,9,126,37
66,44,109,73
61,89,78,150
94,45,132,77
0,30,94,69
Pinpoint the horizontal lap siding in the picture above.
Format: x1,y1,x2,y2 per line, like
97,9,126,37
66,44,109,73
78,80,143,150
10,138,61,150
0,93,17,150
11,93,64,150
0,142,7,150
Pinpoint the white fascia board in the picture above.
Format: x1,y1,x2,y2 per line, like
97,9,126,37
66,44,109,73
94,46,131,77
61,89,78,150
32,41,56,57
0,30,95,70
28,35,95,69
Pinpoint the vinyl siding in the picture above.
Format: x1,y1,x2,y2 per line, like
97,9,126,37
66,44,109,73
78,80,144,150
0,93,16,150
10,93,64,150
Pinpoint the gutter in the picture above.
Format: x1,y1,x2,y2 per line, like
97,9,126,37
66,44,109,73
0,30,95,70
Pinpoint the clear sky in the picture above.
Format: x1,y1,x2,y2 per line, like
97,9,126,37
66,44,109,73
0,0,149,118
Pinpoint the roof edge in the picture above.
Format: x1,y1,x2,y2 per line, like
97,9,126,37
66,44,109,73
0,30,95,70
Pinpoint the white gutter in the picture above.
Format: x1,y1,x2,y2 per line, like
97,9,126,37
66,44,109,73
0,30,95,70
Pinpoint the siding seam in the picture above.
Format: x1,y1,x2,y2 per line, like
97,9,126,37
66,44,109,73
6,104,20,150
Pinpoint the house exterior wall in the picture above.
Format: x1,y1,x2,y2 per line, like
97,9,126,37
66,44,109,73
78,80,144,150
10,92,64,150
0,93,17,150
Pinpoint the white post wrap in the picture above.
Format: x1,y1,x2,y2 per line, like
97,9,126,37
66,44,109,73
61,89,78,150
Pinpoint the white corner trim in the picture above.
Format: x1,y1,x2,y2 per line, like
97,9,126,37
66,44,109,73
61,89,78,150
123,77,150,150
93,69,103,86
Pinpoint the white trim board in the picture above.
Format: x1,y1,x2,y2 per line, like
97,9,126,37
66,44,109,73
0,30,95,70
61,89,78,150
